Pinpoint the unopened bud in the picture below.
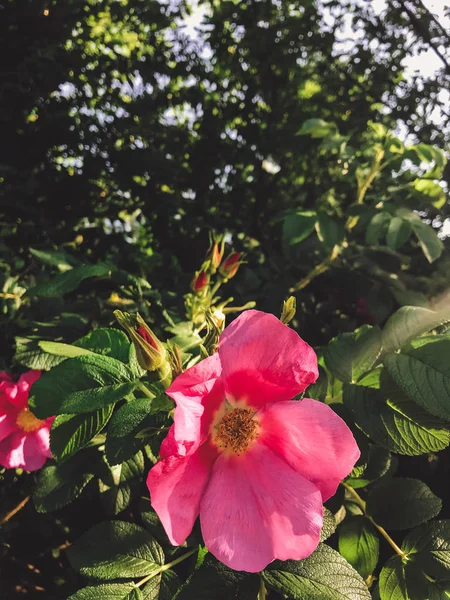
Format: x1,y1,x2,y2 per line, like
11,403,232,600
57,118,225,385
191,269,210,292
114,310,168,374
206,234,225,272
219,252,242,279
281,296,296,325
168,343,183,378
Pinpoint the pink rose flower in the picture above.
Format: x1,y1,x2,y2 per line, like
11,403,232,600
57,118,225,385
0,370,54,472
147,310,360,572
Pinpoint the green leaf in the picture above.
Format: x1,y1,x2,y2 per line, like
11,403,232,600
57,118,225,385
105,397,167,465
386,217,411,250
413,179,446,209
28,263,111,297
366,477,442,531
51,405,114,461
321,508,337,542
379,556,409,600
13,337,67,370
315,213,345,248
69,584,143,600
338,516,379,579
282,210,317,246
263,544,371,600
67,521,164,580
384,338,450,421
34,448,99,512
307,365,328,402
39,341,95,358
366,212,391,245
411,220,444,263
324,326,382,383
29,354,137,418
141,570,181,600
75,328,131,364
297,118,337,138
344,379,450,456
382,306,448,353
174,554,259,600
30,247,79,272
402,520,450,580
99,452,145,516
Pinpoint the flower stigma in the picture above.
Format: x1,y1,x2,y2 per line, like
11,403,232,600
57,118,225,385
214,407,259,455
16,409,44,432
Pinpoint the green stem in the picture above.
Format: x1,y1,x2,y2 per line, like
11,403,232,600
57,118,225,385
341,482,408,559
258,577,268,600
137,382,156,399
136,548,197,588
347,147,385,230
209,279,223,299
289,245,341,293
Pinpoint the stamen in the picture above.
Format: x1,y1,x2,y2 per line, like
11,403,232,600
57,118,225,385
16,409,44,433
214,408,259,455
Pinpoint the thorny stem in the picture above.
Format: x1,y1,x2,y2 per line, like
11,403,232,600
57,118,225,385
341,482,408,560
258,576,268,600
289,245,341,293
136,548,197,588
0,495,31,526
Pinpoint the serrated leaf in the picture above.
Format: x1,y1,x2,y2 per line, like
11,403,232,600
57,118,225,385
67,521,164,580
174,554,259,600
320,508,337,542
29,263,111,297
411,220,444,263
142,570,181,600
33,448,99,513
99,452,145,516
386,217,411,250
379,556,409,600
13,337,67,370
338,516,379,579
106,397,168,465
68,584,143,600
367,477,442,531
382,306,448,353
282,210,317,246
325,326,382,383
343,380,450,456
51,405,114,461
262,543,371,600
39,341,95,358
76,328,131,364
29,354,137,418
402,520,450,580
385,338,450,421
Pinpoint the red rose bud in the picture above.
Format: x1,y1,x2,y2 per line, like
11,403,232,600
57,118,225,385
206,235,225,271
114,311,170,379
219,252,242,279
191,269,210,292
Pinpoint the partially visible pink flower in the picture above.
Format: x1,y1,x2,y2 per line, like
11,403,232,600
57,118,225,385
0,370,54,472
147,310,360,572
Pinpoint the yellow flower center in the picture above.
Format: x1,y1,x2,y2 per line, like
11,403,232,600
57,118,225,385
16,409,44,432
214,408,259,456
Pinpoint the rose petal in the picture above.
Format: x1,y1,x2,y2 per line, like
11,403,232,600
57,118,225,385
22,428,51,471
0,431,26,469
259,398,360,501
200,443,323,572
218,310,318,409
147,441,218,545
13,370,41,410
166,353,224,453
0,412,17,443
